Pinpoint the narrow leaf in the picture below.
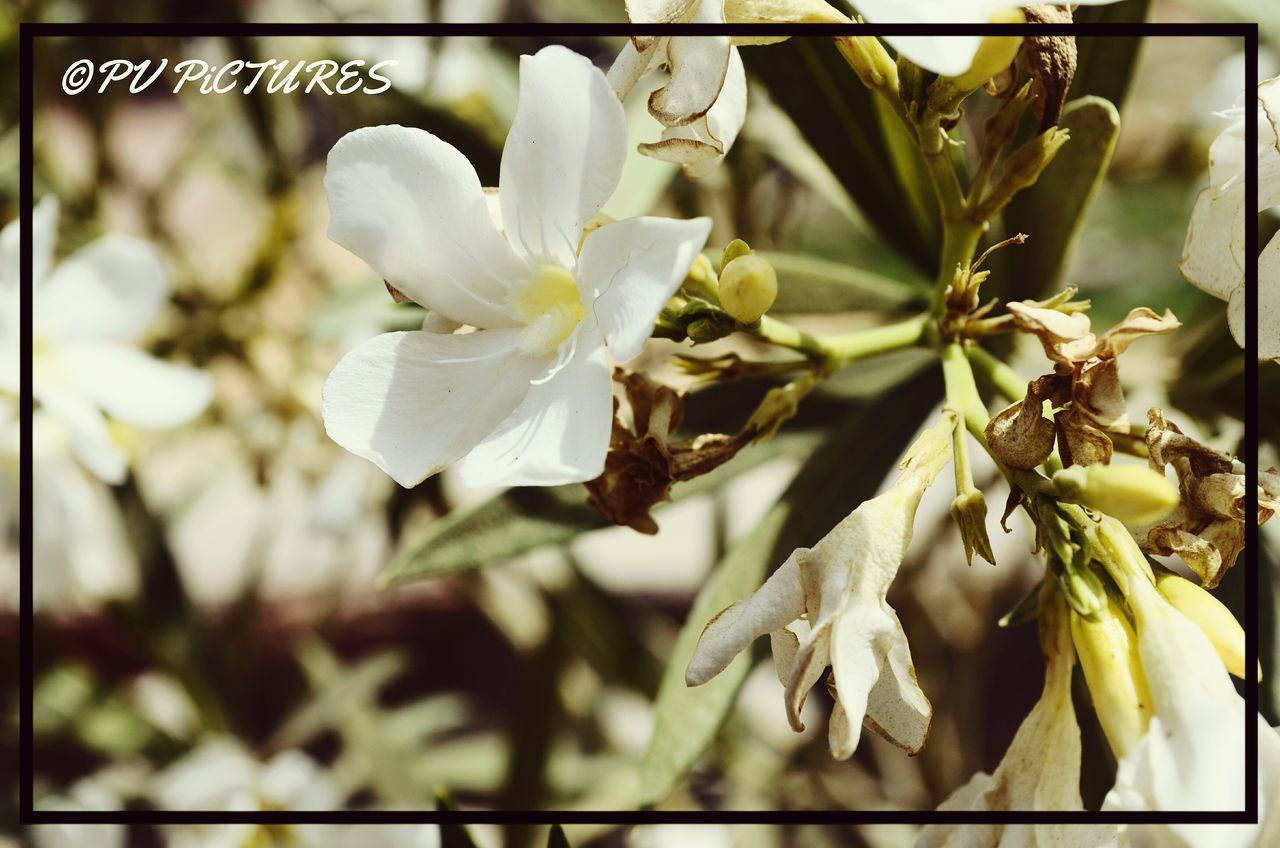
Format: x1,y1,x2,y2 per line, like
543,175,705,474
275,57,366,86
547,825,572,848
638,363,944,807
759,250,927,314
381,431,813,587
744,39,939,273
1071,1,1152,113
999,96,1120,297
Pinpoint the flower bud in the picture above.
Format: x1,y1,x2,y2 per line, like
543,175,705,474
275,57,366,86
1059,555,1107,619
979,128,1070,217
1154,570,1254,680
719,254,778,325
950,9,1025,91
721,238,751,269
834,35,899,92
950,489,995,566
682,253,719,300
1052,463,1180,526
1070,597,1153,759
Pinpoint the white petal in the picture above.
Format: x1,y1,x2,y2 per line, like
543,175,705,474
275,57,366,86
325,125,526,328
861,602,931,754
36,234,169,343
1227,235,1280,360
607,38,661,102
1107,583,1248,816
826,597,890,759
322,328,541,488
882,34,987,77
638,47,747,177
686,550,806,686
57,342,213,429
32,437,138,611
1181,182,1244,302
577,215,712,362
499,46,627,267
649,33,731,127
455,330,613,487
1,195,59,291
35,387,128,484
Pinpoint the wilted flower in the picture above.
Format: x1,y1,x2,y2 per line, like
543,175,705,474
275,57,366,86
918,587,1120,847
685,413,953,759
608,0,847,175
1,198,213,485
986,303,1178,468
1138,408,1278,587
322,46,712,488
585,370,748,534
1181,75,1280,361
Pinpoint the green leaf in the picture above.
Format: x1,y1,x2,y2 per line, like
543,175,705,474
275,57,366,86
547,825,572,848
436,790,481,848
999,96,1120,297
637,363,944,807
380,431,814,587
757,250,927,314
1071,1,1152,113
744,39,939,274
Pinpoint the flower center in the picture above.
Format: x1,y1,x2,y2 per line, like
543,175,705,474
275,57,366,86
513,264,586,356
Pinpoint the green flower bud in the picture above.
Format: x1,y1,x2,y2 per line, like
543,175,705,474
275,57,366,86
1059,555,1107,620
1070,597,1153,759
1154,570,1255,680
1053,463,1180,526
718,254,778,325
683,253,719,301
834,35,899,93
721,238,751,269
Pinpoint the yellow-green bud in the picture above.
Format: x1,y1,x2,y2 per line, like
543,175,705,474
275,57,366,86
721,238,751,269
950,9,1025,91
718,254,778,325
1154,570,1255,680
1052,463,1180,526
834,35,899,93
1070,597,1153,759
1060,557,1107,619
683,253,719,300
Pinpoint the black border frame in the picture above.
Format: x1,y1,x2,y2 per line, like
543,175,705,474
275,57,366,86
16,19,1261,828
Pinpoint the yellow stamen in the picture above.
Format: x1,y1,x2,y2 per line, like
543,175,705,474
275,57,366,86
514,264,586,357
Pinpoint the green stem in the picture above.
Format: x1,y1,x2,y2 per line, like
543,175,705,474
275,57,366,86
752,314,927,369
941,342,990,440
941,342,1051,497
966,344,1028,403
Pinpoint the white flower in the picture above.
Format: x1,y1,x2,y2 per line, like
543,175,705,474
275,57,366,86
685,414,952,759
1181,75,1280,361
33,775,126,848
917,590,1120,848
843,0,1126,77
0,198,213,484
1102,565,1280,848
608,0,845,175
322,46,712,489
151,738,338,848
